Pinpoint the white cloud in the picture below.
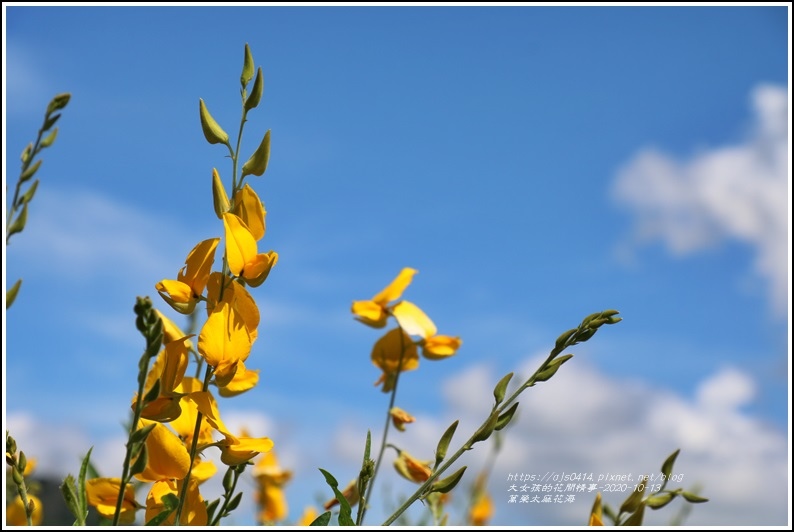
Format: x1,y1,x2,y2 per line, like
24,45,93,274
612,83,790,316
330,356,788,526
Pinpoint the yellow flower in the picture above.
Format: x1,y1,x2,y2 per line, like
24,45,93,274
588,492,604,526
231,183,265,241
389,406,416,431
253,451,292,523
170,377,216,446
145,479,208,526
469,492,494,526
371,328,419,392
156,238,220,313
205,272,260,342
392,301,462,360
223,212,277,286
216,360,260,397
134,421,190,483
296,506,319,526
393,450,432,483
138,336,191,422
6,494,43,526
86,478,140,524
352,267,417,328
198,300,253,387
188,390,274,466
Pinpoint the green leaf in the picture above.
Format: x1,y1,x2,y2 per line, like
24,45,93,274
20,159,42,183
60,475,82,525
494,401,519,431
434,420,458,470
146,493,179,526
76,447,94,525
205,498,220,523
8,203,29,238
244,67,264,111
645,491,676,509
493,372,513,406
428,466,467,495
660,449,680,478
241,129,271,178
621,501,645,526
129,445,148,476
142,379,161,404
227,491,243,512
681,491,709,503
130,422,156,444
554,328,576,350
534,354,574,383
241,43,255,88
310,511,332,526
318,469,354,526
20,179,40,205
471,411,498,445
6,279,22,309
618,478,646,515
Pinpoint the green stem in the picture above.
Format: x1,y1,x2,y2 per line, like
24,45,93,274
173,365,213,525
209,466,243,525
358,327,407,526
382,313,616,526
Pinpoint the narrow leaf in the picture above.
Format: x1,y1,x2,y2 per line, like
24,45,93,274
310,511,332,526
494,401,519,431
681,491,709,503
428,466,467,495
493,372,513,406
434,420,458,470
660,449,680,478
6,279,22,309
20,159,42,183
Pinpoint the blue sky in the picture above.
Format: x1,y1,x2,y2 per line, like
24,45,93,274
3,4,790,527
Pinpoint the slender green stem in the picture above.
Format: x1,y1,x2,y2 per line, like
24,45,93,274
209,465,243,525
173,365,213,525
358,327,408,526
382,313,616,526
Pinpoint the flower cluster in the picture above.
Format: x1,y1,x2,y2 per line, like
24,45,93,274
84,44,278,526
352,267,462,392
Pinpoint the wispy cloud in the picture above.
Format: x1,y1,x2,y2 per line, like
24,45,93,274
612,84,789,316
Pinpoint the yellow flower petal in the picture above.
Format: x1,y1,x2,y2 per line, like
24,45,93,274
6,494,43,526
135,421,191,482
253,450,292,485
393,450,432,483
178,238,220,297
371,328,419,376
351,300,388,328
145,479,207,526
469,492,494,526
232,184,266,241
389,407,416,432
392,300,437,338
86,478,139,524
372,267,417,306
422,335,462,360
220,436,274,466
217,361,260,397
155,279,196,314
257,482,288,523
223,212,258,277
198,301,253,379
